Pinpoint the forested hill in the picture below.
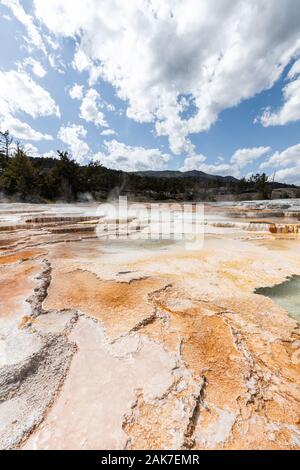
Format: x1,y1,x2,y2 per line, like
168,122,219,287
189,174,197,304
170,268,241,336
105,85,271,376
0,138,299,203
131,170,238,183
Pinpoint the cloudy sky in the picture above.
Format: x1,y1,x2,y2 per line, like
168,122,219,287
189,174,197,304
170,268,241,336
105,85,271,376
1,0,300,183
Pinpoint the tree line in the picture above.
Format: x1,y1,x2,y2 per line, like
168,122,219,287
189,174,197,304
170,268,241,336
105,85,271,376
0,130,295,202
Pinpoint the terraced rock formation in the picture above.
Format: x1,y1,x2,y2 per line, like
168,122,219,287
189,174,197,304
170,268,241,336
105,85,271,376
0,201,299,450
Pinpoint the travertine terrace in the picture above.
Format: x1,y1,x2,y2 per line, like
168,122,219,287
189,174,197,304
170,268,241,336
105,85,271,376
0,200,300,450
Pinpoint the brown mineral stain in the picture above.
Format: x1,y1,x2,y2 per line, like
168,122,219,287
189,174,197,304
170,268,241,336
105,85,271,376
49,241,102,260
215,294,296,337
224,414,299,450
43,269,168,339
0,249,45,265
178,315,246,409
0,263,40,318
147,288,247,413
123,392,174,450
139,320,180,353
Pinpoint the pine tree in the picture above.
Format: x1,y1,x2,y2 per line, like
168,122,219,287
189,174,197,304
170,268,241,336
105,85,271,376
0,145,37,197
0,130,13,160
51,151,81,200
0,130,13,175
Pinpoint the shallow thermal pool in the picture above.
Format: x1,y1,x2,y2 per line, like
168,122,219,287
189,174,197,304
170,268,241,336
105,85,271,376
256,276,300,322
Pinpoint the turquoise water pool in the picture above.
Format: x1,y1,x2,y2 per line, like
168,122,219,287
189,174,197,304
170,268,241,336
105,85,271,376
256,276,300,322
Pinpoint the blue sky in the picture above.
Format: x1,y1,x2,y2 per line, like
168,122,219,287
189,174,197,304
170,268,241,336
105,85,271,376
0,0,300,183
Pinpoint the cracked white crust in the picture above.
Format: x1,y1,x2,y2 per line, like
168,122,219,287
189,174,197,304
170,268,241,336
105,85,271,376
0,202,299,450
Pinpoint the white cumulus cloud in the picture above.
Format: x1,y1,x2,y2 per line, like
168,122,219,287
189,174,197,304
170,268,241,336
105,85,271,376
93,139,170,172
42,150,59,159
0,70,60,118
230,147,271,168
20,58,47,78
33,0,300,154
180,155,206,172
181,146,271,177
79,89,108,128
23,145,60,160
101,129,116,136
2,0,46,53
260,143,300,169
274,166,300,184
23,142,39,157
0,69,58,141
260,143,300,184
180,154,234,177
287,58,300,79
72,48,91,73
259,78,300,127
0,115,52,141
57,123,90,164
69,83,84,100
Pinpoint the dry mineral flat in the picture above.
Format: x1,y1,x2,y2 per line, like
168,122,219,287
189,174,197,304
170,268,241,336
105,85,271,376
0,200,299,450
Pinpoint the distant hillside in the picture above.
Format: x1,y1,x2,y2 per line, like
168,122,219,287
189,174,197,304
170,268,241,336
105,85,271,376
132,170,238,183
0,137,299,203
